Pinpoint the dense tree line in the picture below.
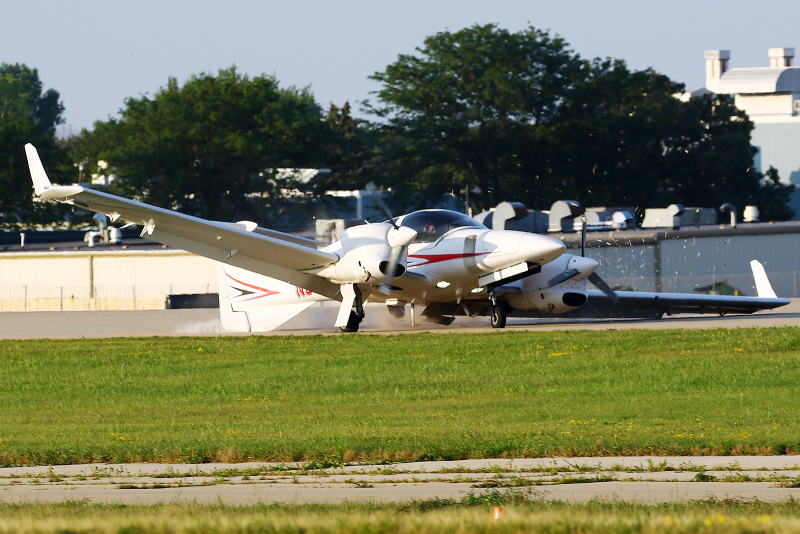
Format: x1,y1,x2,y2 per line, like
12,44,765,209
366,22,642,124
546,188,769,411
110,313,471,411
368,25,793,219
0,24,794,228
0,63,73,225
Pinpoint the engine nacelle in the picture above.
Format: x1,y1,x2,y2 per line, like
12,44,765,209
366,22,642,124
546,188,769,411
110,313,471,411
311,223,415,284
507,284,588,314
505,254,590,314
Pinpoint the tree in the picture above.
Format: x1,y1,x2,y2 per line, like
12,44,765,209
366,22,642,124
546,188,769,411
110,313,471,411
308,102,374,194
0,63,68,226
369,24,584,210
675,94,794,220
73,67,332,221
0,63,64,137
370,27,794,220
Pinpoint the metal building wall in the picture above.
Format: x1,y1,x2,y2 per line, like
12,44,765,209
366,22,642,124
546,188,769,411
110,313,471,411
0,250,217,311
573,231,800,298
660,234,800,297
586,245,656,292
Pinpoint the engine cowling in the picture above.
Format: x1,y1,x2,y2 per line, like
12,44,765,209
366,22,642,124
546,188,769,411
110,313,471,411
505,254,594,314
311,223,416,284
507,284,589,314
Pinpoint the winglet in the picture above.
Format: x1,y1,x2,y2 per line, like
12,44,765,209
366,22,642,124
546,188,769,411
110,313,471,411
25,143,52,196
750,260,777,298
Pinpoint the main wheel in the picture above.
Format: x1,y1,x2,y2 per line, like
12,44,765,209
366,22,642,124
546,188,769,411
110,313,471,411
490,305,506,329
340,310,362,333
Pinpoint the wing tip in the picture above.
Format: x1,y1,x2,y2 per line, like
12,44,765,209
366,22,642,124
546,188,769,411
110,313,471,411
750,259,778,299
24,144,53,196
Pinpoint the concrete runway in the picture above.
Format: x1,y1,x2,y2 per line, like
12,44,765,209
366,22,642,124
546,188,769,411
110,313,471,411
2,457,800,505
1,299,800,339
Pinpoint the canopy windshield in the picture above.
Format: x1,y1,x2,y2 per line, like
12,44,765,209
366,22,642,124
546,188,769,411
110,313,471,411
399,210,486,243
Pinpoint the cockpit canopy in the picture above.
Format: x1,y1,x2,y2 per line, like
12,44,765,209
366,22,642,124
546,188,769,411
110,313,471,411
397,209,486,243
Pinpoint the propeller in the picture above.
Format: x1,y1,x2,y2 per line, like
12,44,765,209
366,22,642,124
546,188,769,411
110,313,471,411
588,272,618,303
580,215,617,303
547,213,618,304
581,214,586,257
366,182,417,292
548,268,580,287
367,181,398,229
548,214,589,287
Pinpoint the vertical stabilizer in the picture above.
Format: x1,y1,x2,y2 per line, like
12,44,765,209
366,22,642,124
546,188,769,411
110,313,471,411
25,144,52,196
750,260,778,298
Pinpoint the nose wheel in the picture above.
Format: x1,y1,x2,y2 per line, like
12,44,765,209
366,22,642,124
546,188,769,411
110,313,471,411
490,305,507,329
487,286,507,328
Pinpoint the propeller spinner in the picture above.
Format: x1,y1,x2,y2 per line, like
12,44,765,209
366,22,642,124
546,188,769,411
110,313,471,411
366,182,417,292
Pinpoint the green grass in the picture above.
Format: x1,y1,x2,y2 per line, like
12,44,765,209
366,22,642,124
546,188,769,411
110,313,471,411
1,327,800,465
0,498,796,534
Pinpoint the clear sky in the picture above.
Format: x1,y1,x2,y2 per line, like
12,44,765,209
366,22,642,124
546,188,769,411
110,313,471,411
3,0,797,135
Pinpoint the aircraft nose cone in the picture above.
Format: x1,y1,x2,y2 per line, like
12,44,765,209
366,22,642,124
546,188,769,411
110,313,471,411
521,234,566,266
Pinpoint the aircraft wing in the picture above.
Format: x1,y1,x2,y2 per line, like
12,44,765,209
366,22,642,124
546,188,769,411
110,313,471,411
577,290,791,319
26,145,342,299
507,291,790,320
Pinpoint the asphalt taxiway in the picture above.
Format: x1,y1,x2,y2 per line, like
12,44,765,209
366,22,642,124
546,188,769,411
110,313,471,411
1,299,799,339
1,457,800,505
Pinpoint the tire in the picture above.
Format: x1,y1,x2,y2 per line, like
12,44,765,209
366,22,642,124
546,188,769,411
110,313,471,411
340,311,361,333
490,305,507,329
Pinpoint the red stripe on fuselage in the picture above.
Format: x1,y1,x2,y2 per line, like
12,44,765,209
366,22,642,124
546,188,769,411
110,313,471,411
407,252,487,266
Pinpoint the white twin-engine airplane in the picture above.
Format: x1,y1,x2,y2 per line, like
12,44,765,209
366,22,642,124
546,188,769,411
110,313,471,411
26,144,789,332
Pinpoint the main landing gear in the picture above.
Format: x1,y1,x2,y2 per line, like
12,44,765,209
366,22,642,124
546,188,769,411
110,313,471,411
339,285,364,333
488,285,507,329
340,310,362,333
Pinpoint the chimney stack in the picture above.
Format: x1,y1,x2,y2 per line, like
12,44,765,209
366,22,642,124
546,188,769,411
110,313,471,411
768,48,794,68
705,50,730,93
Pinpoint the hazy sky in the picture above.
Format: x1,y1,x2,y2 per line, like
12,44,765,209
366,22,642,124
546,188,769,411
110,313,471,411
3,0,797,135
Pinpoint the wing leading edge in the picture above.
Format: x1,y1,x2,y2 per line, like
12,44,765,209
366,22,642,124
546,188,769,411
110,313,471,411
25,144,342,299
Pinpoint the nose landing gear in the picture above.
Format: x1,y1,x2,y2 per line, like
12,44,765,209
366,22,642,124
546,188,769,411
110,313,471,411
487,285,507,329
490,305,507,328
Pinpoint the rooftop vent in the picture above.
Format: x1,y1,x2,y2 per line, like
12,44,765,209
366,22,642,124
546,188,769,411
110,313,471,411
705,50,730,93
769,48,794,68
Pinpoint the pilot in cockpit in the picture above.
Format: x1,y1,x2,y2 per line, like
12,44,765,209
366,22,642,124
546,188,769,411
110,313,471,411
423,223,437,240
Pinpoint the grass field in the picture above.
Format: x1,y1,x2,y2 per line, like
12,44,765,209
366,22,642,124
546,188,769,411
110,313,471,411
0,498,798,534
1,327,800,465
